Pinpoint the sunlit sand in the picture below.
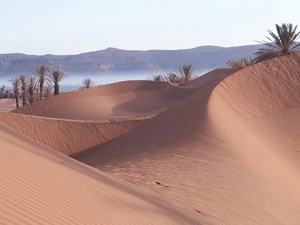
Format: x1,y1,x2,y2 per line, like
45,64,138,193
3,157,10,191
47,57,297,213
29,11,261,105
1,54,300,224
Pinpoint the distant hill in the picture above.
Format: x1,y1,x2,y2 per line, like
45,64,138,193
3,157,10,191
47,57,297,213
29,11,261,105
0,44,261,77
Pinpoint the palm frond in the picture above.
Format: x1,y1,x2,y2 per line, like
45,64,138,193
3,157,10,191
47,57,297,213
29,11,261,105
255,23,300,62
147,74,166,82
166,73,180,84
81,78,96,89
48,70,66,83
32,65,50,99
174,64,200,82
226,57,254,72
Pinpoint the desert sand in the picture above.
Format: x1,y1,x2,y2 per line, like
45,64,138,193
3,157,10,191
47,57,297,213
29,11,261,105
0,98,15,112
1,53,300,224
0,123,206,225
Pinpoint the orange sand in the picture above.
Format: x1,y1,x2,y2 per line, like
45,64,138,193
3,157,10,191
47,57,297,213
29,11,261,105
1,54,300,224
0,98,15,112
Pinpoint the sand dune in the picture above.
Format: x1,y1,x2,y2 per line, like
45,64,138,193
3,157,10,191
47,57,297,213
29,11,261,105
212,54,300,118
81,68,233,164
13,80,201,120
5,70,231,158
81,54,300,224
0,112,150,158
2,54,300,224
0,123,207,225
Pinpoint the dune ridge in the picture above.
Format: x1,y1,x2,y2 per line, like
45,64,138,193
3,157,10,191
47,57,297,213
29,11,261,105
5,69,231,158
0,112,150,158
0,123,208,225
211,53,300,118
81,54,300,224
12,80,200,120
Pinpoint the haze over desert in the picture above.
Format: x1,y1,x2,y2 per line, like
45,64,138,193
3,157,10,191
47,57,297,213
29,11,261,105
0,49,300,224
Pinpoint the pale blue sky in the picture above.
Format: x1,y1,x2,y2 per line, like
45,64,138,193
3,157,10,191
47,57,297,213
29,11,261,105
0,0,300,55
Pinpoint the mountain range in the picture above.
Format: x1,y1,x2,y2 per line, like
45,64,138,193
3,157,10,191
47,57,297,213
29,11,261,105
0,44,262,77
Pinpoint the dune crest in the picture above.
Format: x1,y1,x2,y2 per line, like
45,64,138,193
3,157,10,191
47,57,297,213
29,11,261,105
81,55,300,224
0,112,150,158
4,70,231,158
12,80,200,120
211,53,300,118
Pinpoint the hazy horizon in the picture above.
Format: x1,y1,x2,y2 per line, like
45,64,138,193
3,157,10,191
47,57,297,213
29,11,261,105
0,69,212,92
1,0,299,55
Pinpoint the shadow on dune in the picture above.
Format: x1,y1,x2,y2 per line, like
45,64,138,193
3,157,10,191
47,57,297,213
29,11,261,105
111,81,199,116
80,55,300,224
0,123,208,225
80,68,233,165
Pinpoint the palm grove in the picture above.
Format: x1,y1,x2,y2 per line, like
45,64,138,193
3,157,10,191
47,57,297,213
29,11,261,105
2,66,97,109
6,66,66,109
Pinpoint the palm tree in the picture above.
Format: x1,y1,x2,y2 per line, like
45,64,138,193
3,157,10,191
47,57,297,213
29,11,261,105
174,64,199,82
20,75,27,106
44,81,53,97
166,73,180,84
33,65,50,100
0,85,5,98
48,70,66,95
5,90,11,99
254,23,300,62
148,74,165,81
81,78,96,89
27,76,37,104
226,58,254,72
9,77,21,108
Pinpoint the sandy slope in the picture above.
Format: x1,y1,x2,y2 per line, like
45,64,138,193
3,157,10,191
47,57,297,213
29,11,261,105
2,54,300,225
0,112,150,158
81,54,300,224
0,123,211,225
6,72,230,158
0,98,15,112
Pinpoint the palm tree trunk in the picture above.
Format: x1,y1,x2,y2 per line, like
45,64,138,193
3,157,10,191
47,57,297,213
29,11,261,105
30,95,34,104
15,92,19,108
54,82,59,95
29,87,33,103
22,90,26,106
40,83,43,100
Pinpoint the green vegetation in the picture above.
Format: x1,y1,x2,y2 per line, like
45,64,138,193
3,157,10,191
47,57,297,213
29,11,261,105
9,77,21,108
20,75,27,106
44,81,53,97
227,23,300,71
5,90,12,99
81,78,96,89
254,23,300,62
0,86,5,99
48,70,66,95
33,65,50,100
174,64,199,82
148,65,200,84
148,74,165,82
2,66,68,109
27,76,37,104
226,58,254,72
166,73,181,84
